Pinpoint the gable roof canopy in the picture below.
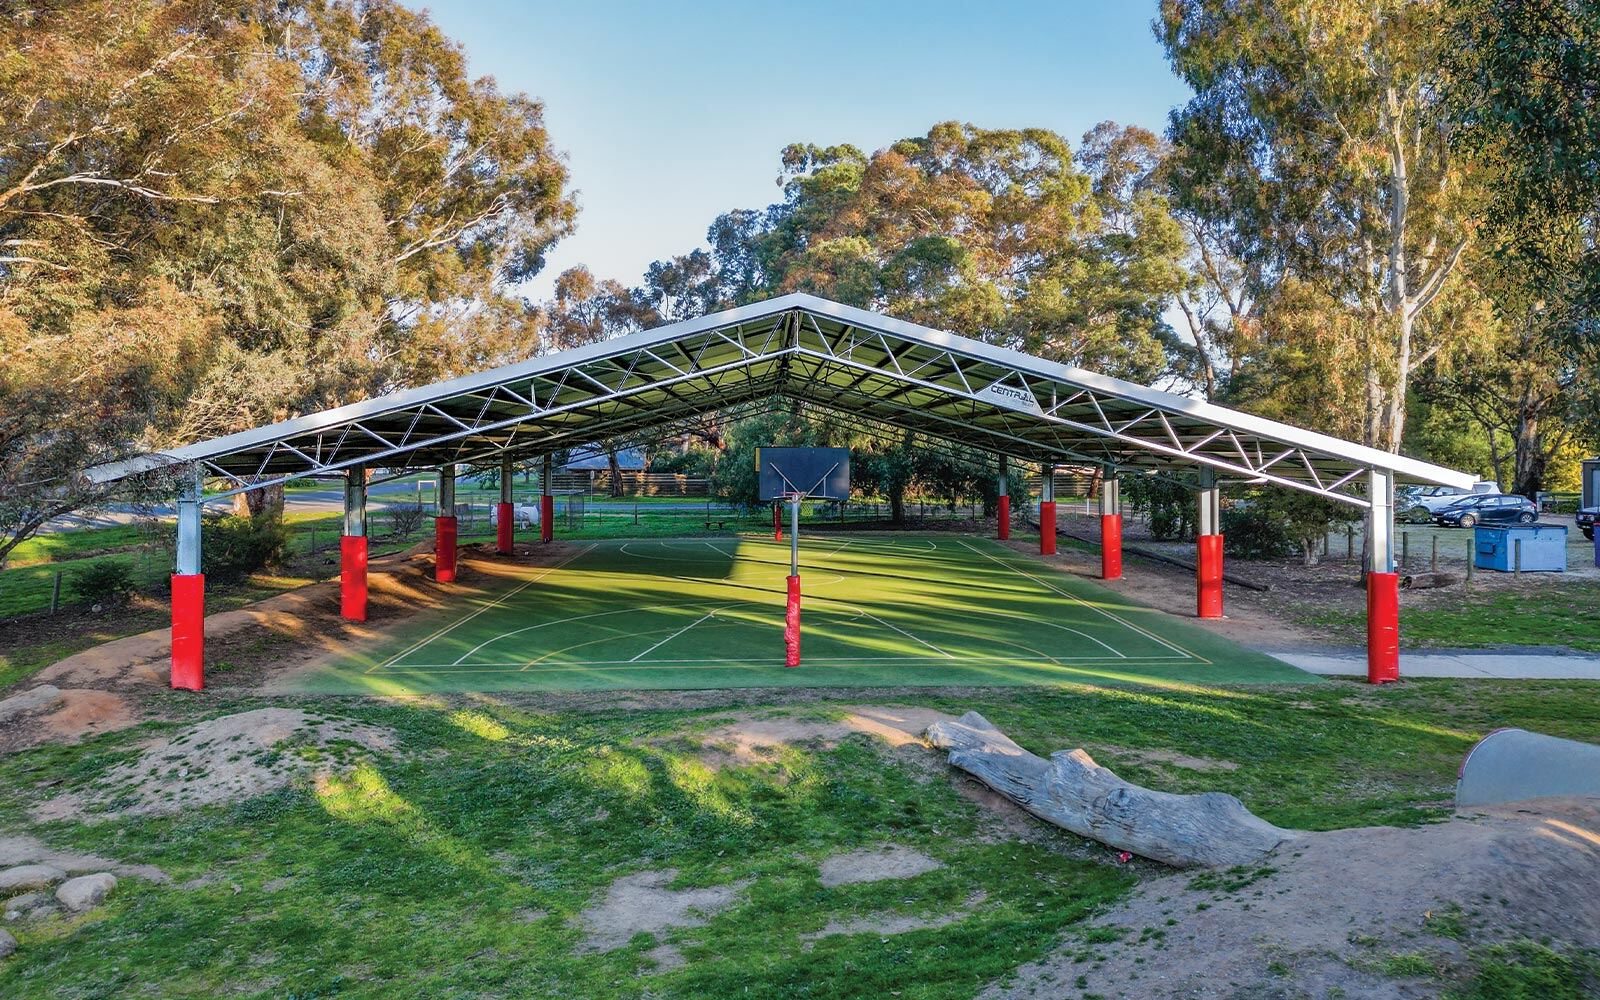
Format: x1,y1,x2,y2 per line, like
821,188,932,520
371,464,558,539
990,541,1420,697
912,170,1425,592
91,293,1473,507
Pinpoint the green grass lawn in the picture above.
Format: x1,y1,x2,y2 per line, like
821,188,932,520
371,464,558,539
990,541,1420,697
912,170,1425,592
1298,579,1600,652
1,678,1596,998
294,535,1311,695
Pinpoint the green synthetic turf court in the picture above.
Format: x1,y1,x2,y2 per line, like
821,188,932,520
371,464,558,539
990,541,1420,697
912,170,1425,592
289,534,1316,694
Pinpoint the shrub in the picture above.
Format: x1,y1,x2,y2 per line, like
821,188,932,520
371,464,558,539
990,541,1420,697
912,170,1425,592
1221,507,1294,559
68,560,137,604
386,501,428,538
202,514,288,582
1122,475,1193,540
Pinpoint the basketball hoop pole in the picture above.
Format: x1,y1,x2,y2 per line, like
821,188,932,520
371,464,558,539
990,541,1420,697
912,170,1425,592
785,494,801,667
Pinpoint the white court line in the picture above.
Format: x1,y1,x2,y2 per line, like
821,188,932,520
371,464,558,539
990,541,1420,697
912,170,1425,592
627,605,725,662
371,544,597,672
857,609,953,658
954,538,1203,661
383,655,1185,670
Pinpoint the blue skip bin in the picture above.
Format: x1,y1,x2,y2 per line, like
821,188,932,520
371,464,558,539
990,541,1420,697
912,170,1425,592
1474,523,1568,572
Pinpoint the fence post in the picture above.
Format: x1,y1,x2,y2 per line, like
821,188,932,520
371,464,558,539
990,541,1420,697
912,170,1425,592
1346,524,1355,561
50,570,63,614
1514,539,1522,576
1401,531,1409,569
1431,535,1437,572
1466,539,1474,586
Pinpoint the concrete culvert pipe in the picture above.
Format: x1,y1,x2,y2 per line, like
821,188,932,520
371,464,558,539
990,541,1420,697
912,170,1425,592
1456,728,1600,808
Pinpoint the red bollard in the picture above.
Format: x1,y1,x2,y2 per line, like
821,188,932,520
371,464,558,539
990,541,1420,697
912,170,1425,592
1039,501,1056,555
170,573,205,691
784,574,801,667
540,494,553,543
1101,513,1123,579
1366,571,1400,683
998,495,1011,540
1196,533,1223,618
434,516,457,583
495,502,514,554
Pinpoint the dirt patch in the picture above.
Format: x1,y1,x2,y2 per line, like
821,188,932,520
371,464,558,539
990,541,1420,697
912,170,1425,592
36,690,136,743
1098,744,1239,773
678,705,953,769
818,845,944,887
574,868,750,955
803,890,988,946
31,708,396,823
983,796,1600,1000
0,833,170,884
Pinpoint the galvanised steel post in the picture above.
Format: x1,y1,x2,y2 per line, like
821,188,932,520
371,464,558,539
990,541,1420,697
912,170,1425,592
170,467,205,691
341,466,368,621
997,455,1010,541
435,463,457,583
1101,467,1122,580
496,453,514,554
1366,467,1399,683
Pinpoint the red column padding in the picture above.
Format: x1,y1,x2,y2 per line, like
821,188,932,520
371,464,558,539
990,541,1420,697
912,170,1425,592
1101,513,1123,580
774,503,782,542
1366,571,1400,684
170,573,205,691
998,495,1011,540
341,535,368,622
540,494,554,543
784,574,801,667
495,502,514,554
1196,533,1224,618
434,516,457,583
1039,501,1056,555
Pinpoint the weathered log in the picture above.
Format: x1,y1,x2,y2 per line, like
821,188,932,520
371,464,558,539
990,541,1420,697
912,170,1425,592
1400,572,1457,590
926,711,1299,868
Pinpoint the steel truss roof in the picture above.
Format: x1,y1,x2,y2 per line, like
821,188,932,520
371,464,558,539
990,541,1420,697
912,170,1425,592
91,293,1473,506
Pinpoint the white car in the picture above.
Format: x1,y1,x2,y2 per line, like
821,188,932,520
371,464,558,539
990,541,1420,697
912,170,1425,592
488,502,541,528
1401,482,1502,523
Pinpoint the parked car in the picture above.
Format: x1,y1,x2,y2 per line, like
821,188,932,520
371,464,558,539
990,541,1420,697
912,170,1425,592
1433,494,1538,528
1402,482,1503,523
1578,506,1596,541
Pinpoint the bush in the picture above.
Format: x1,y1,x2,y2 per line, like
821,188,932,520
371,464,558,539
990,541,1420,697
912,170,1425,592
68,560,137,604
1221,507,1294,559
386,501,428,538
202,514,288,582
1122,476,1193,540
1222,491,1349,565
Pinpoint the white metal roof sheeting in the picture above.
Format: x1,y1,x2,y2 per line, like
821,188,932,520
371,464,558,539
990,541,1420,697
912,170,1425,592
89,292,1474,503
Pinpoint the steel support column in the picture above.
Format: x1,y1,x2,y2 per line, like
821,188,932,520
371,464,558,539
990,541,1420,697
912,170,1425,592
496,453,514,554
785,496,801,667
1101,469,1122,580
341,467,368,621
997,455,1011,541
1366,467,1400,683
170,469,205,691
434,463,457,583
1039,464,1056,555
540,454,554,544
1196,471,1223,618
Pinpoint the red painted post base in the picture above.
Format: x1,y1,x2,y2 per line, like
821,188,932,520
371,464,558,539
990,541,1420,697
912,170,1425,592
1039,501,1056,555
1366,571,1401,684
540,494,554,543
340,535,368,622
784,574,801,667
998,495,1011,540
434,516,457,583
495,502,514,554
774,503,782,542
170,573,205,691
1197,533,1224,618
1101,513,1123,580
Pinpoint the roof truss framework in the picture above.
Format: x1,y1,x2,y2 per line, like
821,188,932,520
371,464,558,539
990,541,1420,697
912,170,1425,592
93,294,1474,506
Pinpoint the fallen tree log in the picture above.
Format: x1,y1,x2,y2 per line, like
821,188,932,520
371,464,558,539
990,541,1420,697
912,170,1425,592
925,711,1300,868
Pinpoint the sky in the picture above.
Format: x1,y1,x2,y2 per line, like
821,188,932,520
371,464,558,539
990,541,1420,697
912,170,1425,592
423,1,1195,300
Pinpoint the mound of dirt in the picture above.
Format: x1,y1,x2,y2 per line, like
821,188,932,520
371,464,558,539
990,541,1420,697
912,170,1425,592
676,705,953,769
31,708,396,823
984,796,1600,1000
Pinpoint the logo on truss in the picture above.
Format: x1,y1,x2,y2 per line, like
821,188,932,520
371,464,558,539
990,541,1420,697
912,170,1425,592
977,380,1044,416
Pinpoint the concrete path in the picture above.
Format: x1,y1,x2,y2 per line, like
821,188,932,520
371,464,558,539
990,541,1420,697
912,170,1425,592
1261,646,1600,680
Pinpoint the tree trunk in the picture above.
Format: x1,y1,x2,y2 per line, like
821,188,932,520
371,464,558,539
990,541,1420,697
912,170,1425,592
926,712,1299,868
1512,408,1545,498
606,445,624,498
231,483,285,521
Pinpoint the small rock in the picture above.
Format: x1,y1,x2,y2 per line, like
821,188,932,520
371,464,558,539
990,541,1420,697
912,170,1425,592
0,928,15,959
0,865,66,894
0,685,63,723
3,891,55,922
55,873,116,912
